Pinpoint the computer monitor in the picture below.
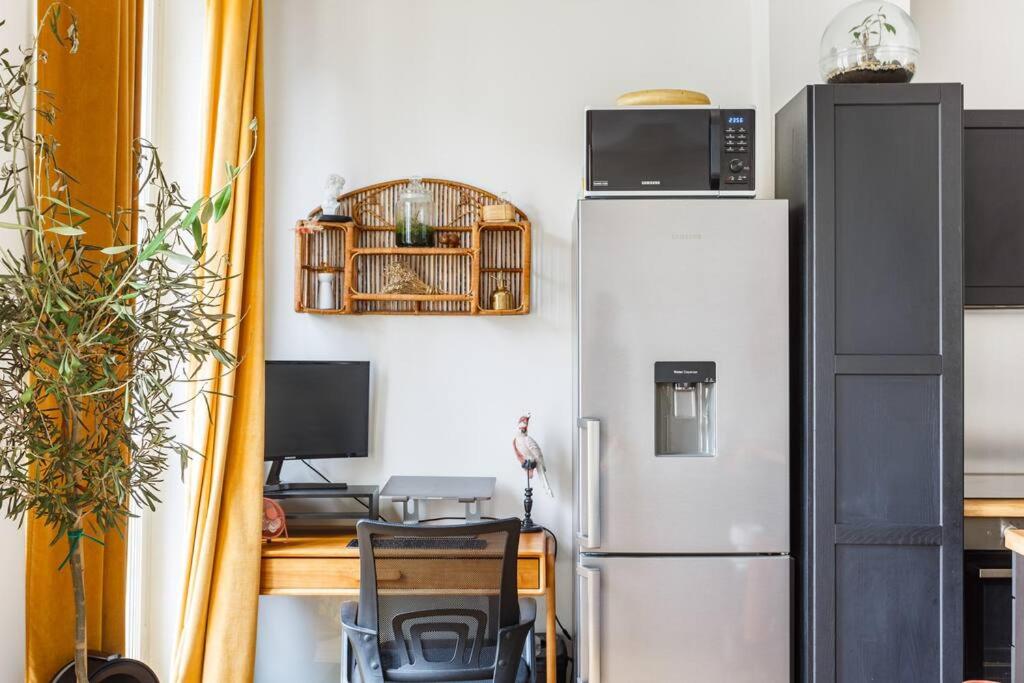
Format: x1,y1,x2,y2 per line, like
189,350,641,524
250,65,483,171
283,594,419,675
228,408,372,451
264,360,369,490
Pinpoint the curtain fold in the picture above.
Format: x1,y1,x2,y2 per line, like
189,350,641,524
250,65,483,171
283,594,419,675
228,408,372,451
172,0,265,680
25,1,142,681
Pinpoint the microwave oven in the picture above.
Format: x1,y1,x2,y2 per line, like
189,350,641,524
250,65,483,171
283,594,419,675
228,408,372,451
585,106,755,197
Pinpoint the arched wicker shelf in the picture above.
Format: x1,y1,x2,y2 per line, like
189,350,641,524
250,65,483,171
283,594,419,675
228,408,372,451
294,178,531,316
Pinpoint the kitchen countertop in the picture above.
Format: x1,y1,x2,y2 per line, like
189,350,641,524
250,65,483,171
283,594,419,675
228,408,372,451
964,498,1024,517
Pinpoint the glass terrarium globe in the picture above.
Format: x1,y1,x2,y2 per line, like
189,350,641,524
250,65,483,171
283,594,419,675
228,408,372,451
394,176,435,247
819,1,919,84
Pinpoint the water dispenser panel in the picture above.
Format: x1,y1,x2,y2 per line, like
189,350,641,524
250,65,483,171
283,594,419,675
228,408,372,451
655,362,717,457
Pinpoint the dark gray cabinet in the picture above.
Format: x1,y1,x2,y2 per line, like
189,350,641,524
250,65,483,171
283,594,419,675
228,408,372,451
776,84,964,683
965,110,1024,306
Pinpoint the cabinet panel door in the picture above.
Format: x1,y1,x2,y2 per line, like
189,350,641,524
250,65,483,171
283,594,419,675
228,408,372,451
964,111,1024,306
835,546,941,681
834,104,941,355
809,84,963,683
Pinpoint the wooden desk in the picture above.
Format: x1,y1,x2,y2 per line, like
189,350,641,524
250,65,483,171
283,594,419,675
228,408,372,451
261,530,558,683
965,498,1024,518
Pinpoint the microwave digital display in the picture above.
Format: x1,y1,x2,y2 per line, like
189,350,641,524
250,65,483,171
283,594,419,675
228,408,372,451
727,115,746,125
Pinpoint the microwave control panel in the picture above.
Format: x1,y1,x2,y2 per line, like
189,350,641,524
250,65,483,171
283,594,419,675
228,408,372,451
719,109,755,194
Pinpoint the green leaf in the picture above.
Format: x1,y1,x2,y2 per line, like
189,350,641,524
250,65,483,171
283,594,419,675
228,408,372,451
853,31,860,39
0,220,33,230
0,189,15,213
199,200,213,224
189,216,204,253
884,22,896,34
19,386,32,404
141,199,201,261
212,185,232,222
41,195,89,218
162,251,197,266
100,244,135,255
46,226,85,236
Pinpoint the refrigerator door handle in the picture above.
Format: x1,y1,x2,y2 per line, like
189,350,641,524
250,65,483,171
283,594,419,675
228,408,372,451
576,564,601,683
576,418,601,549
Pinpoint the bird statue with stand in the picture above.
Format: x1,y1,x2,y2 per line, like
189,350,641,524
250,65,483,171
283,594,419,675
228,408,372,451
513,414,552,532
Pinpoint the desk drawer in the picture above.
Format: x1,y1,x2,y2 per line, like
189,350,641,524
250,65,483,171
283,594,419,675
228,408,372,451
517,558,541,590
260,557,541,595
261,557,361,594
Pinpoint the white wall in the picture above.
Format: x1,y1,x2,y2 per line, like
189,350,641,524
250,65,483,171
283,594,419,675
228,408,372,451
913,0,1024,483
0,2,33,680
257,1,764,680
914,0,1022,107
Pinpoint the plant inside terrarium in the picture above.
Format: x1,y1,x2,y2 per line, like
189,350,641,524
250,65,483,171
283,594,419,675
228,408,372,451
852,7,894,59
394,217,433,247
822,2,918,84
393,176,435,247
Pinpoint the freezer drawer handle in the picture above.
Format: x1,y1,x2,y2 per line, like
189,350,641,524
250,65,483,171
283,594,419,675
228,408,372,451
577,418,601,549
981,568,1013,579
576,565,601,683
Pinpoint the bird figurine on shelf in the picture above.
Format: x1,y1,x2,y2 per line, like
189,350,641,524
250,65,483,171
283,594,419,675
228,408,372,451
513,413,552,532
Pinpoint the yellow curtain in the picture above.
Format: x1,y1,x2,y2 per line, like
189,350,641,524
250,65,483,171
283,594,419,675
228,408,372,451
172,0,265,680
25,1,142,681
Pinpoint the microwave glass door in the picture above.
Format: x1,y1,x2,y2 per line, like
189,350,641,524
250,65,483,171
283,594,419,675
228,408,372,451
588,109,712,192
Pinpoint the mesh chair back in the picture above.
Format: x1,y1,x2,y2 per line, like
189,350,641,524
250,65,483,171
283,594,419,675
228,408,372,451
356,518,522,681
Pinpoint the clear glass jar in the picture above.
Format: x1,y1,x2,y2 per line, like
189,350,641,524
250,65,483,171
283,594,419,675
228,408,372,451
394,177,434,247
819,1,919,84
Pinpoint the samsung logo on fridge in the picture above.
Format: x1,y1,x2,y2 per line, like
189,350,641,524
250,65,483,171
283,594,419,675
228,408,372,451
641,180,661,185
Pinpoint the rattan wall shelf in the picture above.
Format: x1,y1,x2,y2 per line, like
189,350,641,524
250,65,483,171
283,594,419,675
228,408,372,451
294,179,531,316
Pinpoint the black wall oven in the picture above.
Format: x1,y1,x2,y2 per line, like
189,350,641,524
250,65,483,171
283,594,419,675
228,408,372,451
965,518,1019,683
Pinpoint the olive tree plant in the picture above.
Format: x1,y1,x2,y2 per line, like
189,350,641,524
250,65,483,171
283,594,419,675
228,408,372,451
0,6,253,681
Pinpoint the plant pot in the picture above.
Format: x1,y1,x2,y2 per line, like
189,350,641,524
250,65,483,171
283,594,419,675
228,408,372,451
52,652,159,683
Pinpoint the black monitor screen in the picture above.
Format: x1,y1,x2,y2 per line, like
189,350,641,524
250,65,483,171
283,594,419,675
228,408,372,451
265,361,369,460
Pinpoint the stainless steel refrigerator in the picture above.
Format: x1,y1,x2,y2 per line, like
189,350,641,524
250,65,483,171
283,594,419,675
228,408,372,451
573,199,791,682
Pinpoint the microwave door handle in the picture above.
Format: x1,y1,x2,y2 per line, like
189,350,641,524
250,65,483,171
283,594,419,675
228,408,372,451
709,109,721,191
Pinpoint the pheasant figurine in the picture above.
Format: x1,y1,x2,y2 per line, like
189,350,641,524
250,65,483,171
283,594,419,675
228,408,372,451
513,414,553,497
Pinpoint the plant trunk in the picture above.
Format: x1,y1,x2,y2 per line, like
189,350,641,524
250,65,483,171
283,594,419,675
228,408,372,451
69,526,88,683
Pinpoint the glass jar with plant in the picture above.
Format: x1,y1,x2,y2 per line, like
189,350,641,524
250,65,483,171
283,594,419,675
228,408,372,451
819,1,919,84
394,177,435,247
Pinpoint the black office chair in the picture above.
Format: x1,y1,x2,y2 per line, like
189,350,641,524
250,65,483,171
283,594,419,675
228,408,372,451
341,518,535,683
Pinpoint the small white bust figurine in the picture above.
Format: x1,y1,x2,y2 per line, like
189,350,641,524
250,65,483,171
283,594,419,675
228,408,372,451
320,174,345,216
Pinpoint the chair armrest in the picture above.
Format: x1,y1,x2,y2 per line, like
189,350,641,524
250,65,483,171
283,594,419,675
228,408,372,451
339,601,384,683
493,598,537,683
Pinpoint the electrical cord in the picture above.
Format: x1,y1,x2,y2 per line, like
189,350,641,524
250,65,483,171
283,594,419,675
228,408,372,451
286,478,576,660
533,522,574,682
322,505,577,675
298,459,393,523
370,515,577,650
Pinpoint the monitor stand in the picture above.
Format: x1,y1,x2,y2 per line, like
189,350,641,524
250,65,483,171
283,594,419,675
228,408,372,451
264,458,349,493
